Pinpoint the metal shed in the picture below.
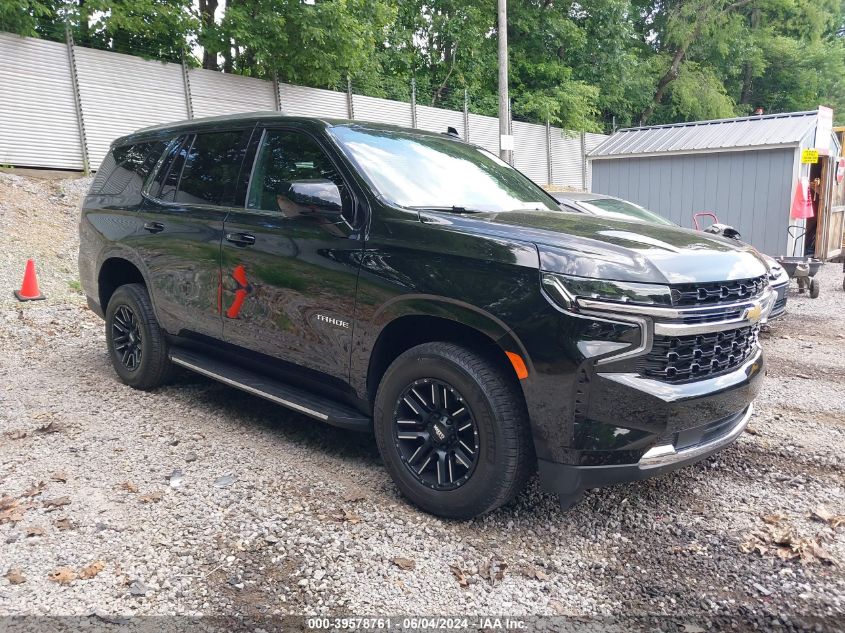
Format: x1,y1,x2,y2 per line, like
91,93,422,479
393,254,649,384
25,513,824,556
589,109,843,260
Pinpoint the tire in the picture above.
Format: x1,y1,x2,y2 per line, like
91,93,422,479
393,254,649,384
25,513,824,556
374,342,534,519
809,277,820,299
105,283,173,390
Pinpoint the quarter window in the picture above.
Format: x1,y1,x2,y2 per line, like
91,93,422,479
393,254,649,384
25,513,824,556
92,141,167,196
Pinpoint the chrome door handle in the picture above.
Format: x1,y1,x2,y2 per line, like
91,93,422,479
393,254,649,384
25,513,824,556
143,221,165,233
226,232,256,246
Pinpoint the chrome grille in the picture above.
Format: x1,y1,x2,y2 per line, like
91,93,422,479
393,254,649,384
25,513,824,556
639,325,760,383
670,276,767,307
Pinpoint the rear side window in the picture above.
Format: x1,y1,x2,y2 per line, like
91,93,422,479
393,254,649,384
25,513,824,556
153,137,190,202
174,131,248,206
91,141,167,196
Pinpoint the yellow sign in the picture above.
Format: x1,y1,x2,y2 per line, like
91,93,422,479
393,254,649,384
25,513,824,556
802,149,819,164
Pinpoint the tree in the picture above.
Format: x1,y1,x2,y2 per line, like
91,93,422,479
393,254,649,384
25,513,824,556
4,0,845,131
198,0,218,70
81,0,197,62
637,0,755,125
0,0,54,38
204,0,395,88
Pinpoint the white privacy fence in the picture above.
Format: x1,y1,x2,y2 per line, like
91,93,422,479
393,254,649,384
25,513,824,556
0,32,606,188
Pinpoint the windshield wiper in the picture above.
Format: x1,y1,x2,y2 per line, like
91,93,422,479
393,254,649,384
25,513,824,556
408,205,487,214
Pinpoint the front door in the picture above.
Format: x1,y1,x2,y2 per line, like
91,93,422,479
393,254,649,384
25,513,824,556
220,127,363,384
136,128,251,338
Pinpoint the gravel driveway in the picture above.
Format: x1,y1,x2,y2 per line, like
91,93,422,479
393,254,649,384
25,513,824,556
1,171,844,630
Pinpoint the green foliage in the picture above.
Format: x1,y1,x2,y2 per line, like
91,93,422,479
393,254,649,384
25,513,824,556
0,0,55,38
82,0,198,62
666,62,737,122
3,0,845,131
210,0,395,87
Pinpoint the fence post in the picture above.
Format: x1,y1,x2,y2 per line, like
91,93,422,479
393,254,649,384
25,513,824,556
181,58,194,119
410,78,417,128
346,76,355,120
581,132,587,190
273,75,282,111
463,89,470,142
546,119,553,186
64,27,90,175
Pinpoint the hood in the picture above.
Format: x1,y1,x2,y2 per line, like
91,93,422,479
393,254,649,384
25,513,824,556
447,209,768,284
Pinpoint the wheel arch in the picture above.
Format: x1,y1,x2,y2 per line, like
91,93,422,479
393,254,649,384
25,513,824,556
97,255,148,314
364,296,532,406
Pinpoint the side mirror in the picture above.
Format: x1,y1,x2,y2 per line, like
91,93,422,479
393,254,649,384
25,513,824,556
284,179,343,218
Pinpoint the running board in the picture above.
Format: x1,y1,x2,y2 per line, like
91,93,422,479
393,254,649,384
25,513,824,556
169,348,371,432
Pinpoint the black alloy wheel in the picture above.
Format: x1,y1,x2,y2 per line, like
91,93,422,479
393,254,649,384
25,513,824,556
374,342,535,519
393,378,480,490
111,305,143,371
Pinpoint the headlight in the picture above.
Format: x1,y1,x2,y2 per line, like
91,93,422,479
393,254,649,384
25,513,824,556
772,265,789,285
542,273,672,311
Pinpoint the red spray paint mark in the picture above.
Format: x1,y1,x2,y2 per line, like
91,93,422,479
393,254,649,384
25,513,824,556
225,264,253,319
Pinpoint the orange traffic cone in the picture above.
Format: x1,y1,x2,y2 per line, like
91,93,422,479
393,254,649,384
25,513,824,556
14,259,45,302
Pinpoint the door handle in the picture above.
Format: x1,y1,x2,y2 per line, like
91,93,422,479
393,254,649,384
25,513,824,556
143,221,165,234
226,232,256,246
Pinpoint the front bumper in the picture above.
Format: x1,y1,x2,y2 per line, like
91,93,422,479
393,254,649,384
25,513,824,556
524,289,767,501
538,403,753,496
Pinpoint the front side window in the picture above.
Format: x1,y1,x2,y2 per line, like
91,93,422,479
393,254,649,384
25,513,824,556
246,129,352,220
328,125,559,213
175,131,248,206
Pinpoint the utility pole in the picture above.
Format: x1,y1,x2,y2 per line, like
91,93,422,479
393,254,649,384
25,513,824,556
497,0,512,164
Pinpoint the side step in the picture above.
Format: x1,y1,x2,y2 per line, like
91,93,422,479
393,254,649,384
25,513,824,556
169,348,371,432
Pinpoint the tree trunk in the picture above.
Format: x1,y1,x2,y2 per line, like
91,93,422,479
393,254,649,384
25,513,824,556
199,0,218,71
739,7,760,105
639,45,687,125
739,62,754,105
77,0,90,45
431,42,457,106
223,48,233,73
638,0,756,125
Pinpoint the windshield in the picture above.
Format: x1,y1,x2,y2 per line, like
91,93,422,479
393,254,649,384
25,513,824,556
328,125,560,213
579,198,675,226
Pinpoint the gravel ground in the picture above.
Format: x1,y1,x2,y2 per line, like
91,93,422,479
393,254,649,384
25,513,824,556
1,170,844,630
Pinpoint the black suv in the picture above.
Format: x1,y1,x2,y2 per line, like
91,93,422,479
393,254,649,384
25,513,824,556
79,113,772,519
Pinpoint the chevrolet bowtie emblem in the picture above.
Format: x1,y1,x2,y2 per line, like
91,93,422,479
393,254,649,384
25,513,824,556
744,303,763,323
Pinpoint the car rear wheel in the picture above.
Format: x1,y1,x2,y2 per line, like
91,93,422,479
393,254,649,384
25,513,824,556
374,342,534,519
105,283,173,390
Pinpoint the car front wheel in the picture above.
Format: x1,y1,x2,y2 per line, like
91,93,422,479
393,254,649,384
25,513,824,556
374,342,534,519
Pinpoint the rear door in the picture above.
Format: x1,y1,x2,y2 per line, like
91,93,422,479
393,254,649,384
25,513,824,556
136,128,252,339
220,126,364,383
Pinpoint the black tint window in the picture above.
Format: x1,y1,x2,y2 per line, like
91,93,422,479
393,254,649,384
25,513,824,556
93,141,166,195
246,130,351,218
158,140,189,202
149,135,188,201
90,153,117,192
174,131,246,206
